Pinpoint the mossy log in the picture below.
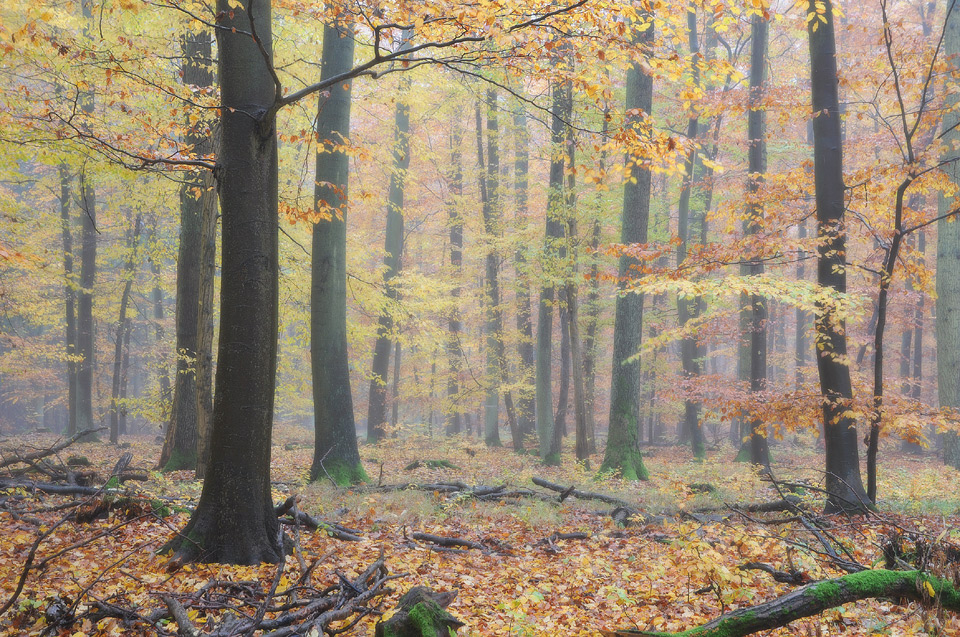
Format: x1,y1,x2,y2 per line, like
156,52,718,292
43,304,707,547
375,586,464,637
601,569,960,637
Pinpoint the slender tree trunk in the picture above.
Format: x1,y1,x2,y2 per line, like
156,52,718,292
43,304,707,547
165,0,282,564
118,317,131,436
59,165,78,437
367,38,410,443
536,82,567,466
741,12,771,470
310,20,366,484
676,6,704,459
150,247,172,423
600,16,653,480
160,31,215,471
513,109,536,441
555,292,570,438
446,124,464,436
194,145,217,480
75,0,98,436
796,219,809,388
808,0,870,512
110,215,142,444
390,340,401,431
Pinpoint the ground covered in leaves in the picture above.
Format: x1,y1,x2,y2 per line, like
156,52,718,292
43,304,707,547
2,426,960,636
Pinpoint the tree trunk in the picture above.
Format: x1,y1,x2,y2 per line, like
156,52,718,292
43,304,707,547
160,31,214,471
164,0,282,564
59,165,78,437
741,12,771,470
75,0,98,437
150,241,172,423
807,0,870,512
555,292,570,438
795,219,809,388
478,96,502,448
310,20,366,485
676,6,704,459
536,82,567,466
390,340,402,431
367,38,410,443
513,108,536,441
118,317,131,435
445,123,464,436
600,16,653,481
110,215,142,444
194,144,217,480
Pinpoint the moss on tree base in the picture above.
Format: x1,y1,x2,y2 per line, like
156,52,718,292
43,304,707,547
312,457,368,486
598,449,649,481
375,586,464,637
162,448,197,473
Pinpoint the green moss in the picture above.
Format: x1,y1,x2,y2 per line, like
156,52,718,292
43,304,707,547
808,579,841,605
542,451,562,467
598,449,649,481
733,446,751,463
314,457,368,486
163,448,197,473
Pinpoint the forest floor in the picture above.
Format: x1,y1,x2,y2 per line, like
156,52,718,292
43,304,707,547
1,426,959,636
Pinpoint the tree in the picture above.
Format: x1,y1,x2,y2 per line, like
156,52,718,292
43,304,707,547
58,165,78,436
742,11,771,470
164,0,284,563
109,213,142,444
600,16,653,481
310,19,367,485
367,36,411,443
445,121,465,436
159,30,215,471
513,108,536,442
807,0,870,513
939,0,960,470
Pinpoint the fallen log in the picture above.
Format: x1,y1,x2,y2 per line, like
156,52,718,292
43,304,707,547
274,495,363,541
600,569,960,637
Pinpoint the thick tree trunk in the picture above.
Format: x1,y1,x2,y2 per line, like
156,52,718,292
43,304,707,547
310,21,366,485
165,0,282,564
617,569,960,637
741,12,771,470
367,40,410,443
445,123,464,436
600,17,653,481
160,31,214,471
807,0,870,512
513,109,536,442
59,165,78,437
110,215,142,444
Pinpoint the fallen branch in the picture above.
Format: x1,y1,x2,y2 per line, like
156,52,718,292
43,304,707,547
0,427,107,470
601,569,960,637
411,532,485,551
531,477,631,507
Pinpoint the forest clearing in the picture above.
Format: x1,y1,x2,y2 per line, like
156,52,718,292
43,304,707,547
6,0,960,633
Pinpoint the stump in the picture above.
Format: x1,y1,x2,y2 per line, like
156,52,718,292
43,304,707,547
375,586,464,637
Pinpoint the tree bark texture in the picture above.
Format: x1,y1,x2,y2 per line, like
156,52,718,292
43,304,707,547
807,0,870,512
600,17,653,481
160,31,214,471
367,40,410,443
445,123,464,436
513,109,536,442
166,0,282,564
110,215,142,444
310,21,367,485
59,165,78,436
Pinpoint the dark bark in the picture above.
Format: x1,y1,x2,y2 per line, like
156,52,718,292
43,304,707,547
118,317,130,435
536,82,568,466
150,242,172,422
676,6,704,459
390,340,401,431
110,215,142,444
367,37,411,443
59,165,78,437
741,12,771,470
310,20,366,485
164,0,282,564
795,219,809,388
600,17,653,481
194,150,217,480
807,0,869,512
513,109,536,441
160,31,214,471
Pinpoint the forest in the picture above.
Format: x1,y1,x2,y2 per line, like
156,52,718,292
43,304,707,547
3,0,960,634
